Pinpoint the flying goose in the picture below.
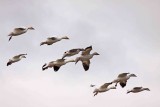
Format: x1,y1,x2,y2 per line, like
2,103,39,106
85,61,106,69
42,59,75,72
62,48,84,59
8,27,34,41
127,87,150,94
40,36,69,46
93,82,116,96
112,73,137,88
75,46,99,71
7,54,27,66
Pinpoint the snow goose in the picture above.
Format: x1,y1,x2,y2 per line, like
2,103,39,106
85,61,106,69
93,82,116,96
8,27,34,41
112,73,137,88
7,54,27,66
42,59,75,72
62,48,84,59
40,36,69,46
127,87,150,94
75,46,99,71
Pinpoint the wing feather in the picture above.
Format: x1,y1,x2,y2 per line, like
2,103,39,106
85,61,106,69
81,46,92,55
82,60,90,71
118,73,130,78
100,82,112,89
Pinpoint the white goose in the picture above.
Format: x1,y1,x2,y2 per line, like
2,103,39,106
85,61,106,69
62,48,84,59
112,73,137,88
8,27,34,41
7,54,27,66
127,87,150,94
75,46,99,71
42,59,75,72
93,82,116,96
40,36,69,46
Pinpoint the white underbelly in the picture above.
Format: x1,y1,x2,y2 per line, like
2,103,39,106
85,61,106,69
81,56,92,61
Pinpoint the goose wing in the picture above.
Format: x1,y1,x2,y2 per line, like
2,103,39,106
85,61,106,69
119,81,127,88
14,28,26,31
118,73,130,78
13,54,27,59
56,59,65,62
82,60,90,71
69,49,79,53
81,46,92,55
100,82,112,89
47,37,57,40
53,66,60,72
133,87,143,90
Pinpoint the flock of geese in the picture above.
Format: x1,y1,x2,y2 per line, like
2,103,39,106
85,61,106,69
91,73,150,96
7,26,150,97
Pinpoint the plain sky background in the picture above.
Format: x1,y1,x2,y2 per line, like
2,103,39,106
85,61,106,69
0,0,160,107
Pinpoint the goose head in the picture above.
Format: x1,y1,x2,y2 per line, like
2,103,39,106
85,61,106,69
129,74,137,77
144,88,150,91
92,52,100,55
62,36,69,39
62,51,69,59
21,56,26,58
28,27,35,30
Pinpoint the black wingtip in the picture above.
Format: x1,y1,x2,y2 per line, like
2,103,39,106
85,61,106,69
7,61,12,66
42,67,48,71
53,66,60,72
120,82,126,88
82,62,89,71
87,45,92,49
42,63,47,71
8,36,12,41
84,65,89,71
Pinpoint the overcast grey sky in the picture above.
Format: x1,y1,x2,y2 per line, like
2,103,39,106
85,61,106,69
0,0,160,107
